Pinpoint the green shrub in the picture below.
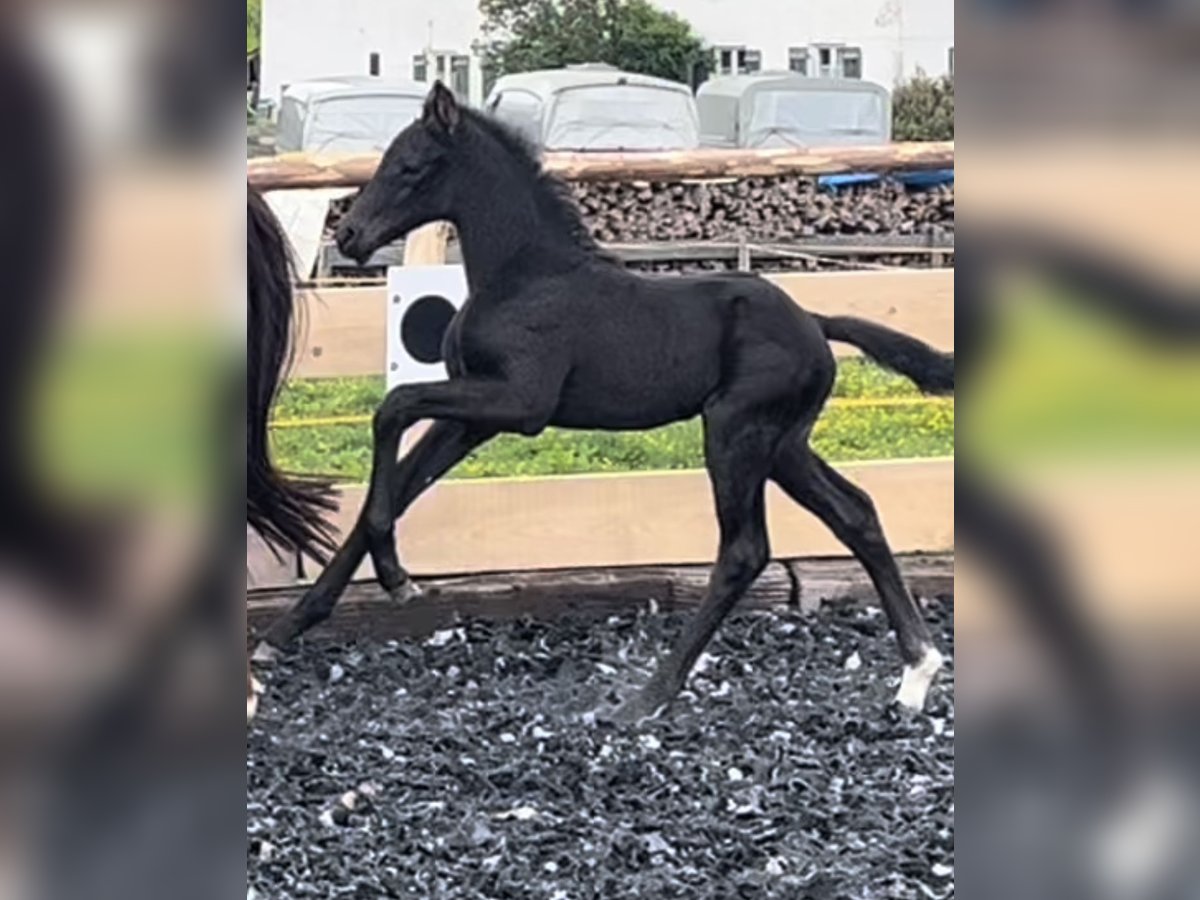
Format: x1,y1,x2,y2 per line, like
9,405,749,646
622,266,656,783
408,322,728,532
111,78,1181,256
892,71,954,141
479,0,708,84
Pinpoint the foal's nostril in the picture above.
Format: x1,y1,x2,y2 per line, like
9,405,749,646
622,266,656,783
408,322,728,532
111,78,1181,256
336,222,359,251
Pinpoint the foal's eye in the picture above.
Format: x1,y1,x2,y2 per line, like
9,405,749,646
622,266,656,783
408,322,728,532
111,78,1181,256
399,162,427,183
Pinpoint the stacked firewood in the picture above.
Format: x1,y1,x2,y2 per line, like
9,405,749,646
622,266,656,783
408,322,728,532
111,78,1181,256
327,176,951,244
570,176,953,244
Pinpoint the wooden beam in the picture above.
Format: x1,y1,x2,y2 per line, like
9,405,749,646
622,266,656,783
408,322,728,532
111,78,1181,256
401,221,451,265
247,554,954,642
249,142,955,191
288,269,953,379
246,459,954,588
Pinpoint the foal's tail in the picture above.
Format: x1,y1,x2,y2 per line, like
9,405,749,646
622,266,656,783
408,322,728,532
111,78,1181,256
247,187,338,562
814,314,954,395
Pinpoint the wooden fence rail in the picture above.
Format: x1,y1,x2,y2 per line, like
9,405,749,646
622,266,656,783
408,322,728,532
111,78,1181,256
289,268,954,379
248,459,954,589
249,142,954,191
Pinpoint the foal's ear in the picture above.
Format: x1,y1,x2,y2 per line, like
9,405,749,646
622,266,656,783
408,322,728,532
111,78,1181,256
423,81,461,136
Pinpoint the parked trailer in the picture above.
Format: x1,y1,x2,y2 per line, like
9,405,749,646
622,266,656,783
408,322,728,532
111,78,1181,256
697,73,891,149
484,63,700,152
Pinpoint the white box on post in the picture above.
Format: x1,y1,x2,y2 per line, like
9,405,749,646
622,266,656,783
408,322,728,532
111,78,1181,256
385,264,468,392
381,264,468,561
384,262,469,495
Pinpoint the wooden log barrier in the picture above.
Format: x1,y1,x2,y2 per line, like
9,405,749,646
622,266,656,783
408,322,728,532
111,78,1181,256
248,142,955,191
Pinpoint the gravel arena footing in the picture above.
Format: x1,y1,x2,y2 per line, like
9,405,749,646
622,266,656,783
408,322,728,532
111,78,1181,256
248,598,953,899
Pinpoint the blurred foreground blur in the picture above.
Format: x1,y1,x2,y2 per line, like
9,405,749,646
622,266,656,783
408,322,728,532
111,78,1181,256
957,0,1200,896
1,0,1198,895
0,3,242,898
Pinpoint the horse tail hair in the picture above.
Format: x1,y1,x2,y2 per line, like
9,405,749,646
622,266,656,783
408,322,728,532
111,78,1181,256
247,186,338,562
814,314,954,395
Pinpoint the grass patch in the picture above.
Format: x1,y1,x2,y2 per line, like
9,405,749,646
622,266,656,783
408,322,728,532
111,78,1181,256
271,359,953,482
33,329,230,502
273,357,925,421
966,286,1200,467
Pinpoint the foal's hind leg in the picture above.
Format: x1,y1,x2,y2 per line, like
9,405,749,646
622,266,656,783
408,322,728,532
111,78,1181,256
618,400,784,722
771,442,943,710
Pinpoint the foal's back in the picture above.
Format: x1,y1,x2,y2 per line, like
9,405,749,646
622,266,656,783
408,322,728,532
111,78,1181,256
546,262,829,431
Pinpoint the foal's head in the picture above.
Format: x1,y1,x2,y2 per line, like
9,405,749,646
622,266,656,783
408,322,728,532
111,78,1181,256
335,82,470,264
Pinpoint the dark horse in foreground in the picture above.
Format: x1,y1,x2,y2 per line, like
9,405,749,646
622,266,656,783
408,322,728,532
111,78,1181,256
262,83,954,720
247,187,337,715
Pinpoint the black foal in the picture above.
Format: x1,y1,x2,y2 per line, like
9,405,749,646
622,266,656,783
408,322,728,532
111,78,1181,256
261,82,952,719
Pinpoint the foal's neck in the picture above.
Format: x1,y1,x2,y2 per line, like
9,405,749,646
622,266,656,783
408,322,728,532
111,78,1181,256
451,129,591,295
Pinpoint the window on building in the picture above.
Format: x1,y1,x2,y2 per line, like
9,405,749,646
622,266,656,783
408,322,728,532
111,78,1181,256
788,47,809,76
812,44,862,78
413,55,427,82
816,45,833,77
450,55,470,98
838,47,862,79
714,46,762,75
435,54,447,81
948,46,954,75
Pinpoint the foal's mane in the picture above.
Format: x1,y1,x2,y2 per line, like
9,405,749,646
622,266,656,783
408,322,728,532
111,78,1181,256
463,108,617,263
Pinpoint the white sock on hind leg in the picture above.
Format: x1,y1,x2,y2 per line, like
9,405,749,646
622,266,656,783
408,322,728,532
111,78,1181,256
895,645,945,711
251,641,281,664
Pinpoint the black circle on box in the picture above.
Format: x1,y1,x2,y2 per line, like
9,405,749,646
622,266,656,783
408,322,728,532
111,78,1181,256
400,294,457,364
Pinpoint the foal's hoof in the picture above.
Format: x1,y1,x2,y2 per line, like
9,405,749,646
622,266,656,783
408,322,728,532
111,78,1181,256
894,646,945,711
251,641,283,664
387,579,423,606
613,693,669,727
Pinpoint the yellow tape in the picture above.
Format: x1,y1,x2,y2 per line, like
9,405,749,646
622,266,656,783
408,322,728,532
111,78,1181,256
269,413,373,430
268,395,953,431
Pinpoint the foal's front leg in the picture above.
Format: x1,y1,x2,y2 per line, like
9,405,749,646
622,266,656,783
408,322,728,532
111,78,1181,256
260,420,492,651
365,377,556,600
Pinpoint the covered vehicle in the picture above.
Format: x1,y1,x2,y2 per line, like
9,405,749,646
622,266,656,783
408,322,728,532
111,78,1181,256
697,73,891,148
275,76,428,154
484,64,700,151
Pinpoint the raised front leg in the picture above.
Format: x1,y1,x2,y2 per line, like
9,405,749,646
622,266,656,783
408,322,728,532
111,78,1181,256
364,377,557,600
261,421,492,650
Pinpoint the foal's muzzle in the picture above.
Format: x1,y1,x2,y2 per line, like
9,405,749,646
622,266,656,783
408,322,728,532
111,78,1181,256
335,221,371,265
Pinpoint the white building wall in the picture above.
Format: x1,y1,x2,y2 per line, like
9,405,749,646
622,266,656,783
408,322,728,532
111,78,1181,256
659,0,953,86
260,0,484,106
260,0,952,110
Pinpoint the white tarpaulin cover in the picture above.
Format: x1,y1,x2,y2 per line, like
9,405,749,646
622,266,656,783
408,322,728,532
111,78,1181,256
545,85,699,151
301,95,424,154
263,188,354,280
745,89,887,147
